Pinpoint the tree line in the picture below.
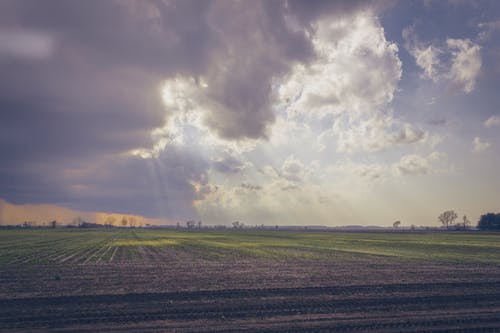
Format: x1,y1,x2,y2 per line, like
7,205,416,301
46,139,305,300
437,210,500,231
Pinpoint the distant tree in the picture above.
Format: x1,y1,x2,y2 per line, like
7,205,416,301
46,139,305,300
186,220,196,229
49,220,57,228
121,216,128,227
477,213,500,230
393,221,401,229
72,216,83,227
129,217,136,227
462,215,471,230
438,210,458,229
105,216,116,226
232,221,240,229
197,221,202,229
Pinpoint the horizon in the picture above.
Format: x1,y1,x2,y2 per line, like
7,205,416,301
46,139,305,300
1,0,499,227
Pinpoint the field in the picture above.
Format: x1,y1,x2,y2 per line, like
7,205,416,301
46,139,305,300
1,229,500,332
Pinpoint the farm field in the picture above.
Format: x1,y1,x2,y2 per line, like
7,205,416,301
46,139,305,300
1,229,500,332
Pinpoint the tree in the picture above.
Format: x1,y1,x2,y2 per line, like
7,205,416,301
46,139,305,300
462,215,471,230
72,216,83,227
477,213,500,230
197,221,202,229
121,216,128,227
393,221,401,229
186,220,196,229
438,210,458,229
105,216,116,226
232,221,240,229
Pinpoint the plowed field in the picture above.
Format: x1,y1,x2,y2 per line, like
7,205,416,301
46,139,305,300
1,229,500,332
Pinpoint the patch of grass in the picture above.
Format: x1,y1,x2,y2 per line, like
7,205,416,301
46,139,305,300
2,229,500,265
113,239,178,247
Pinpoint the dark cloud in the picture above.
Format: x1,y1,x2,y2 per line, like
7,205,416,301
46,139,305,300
426,118,448,126
199,1,314,139
0,145,209,219
0,0,368,219
286,0,369,29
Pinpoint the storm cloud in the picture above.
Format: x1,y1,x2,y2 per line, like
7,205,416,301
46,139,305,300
0,0,324,219
1,1,499,226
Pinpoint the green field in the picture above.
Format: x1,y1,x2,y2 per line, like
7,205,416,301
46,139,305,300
2,228,500,265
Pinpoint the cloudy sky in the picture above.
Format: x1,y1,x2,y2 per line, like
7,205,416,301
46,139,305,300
1,0,499,227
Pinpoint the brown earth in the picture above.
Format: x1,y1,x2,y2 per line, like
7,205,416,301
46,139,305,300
1,252,500,332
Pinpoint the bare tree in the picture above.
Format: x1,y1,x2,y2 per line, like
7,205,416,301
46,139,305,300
72,216,83,227
393,221,401,229
438,210,458,229
197,221,202,229
462,215,471,230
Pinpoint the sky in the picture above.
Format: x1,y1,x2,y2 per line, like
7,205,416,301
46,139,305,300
0,0,499,227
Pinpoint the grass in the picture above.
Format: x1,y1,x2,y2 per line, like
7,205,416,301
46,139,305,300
1,228,500,265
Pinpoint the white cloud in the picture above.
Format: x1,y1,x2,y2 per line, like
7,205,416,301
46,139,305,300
281,155,306,183
446,38,481,94
280,12,402,117
403,26,481,94
402,26,441,81
330,160,387,182
484,115,500,128
393,152,445,176
278,11,427,154
333,111,425,153
478,20,500,41
473,137,490,152
394,154,429,175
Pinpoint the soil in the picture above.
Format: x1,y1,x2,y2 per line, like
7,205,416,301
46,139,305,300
1,252,500,332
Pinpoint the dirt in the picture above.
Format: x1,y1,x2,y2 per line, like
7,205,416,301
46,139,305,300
1,253,500,332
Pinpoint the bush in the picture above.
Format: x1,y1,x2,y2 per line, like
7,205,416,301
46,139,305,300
477,213,500,230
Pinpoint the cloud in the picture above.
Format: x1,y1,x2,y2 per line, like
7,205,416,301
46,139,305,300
402,26,441,81
0,30,55,60
240,183,262,191
473,137,490,152
484,115,500,128
281,155,307,183
446,39,482,93
393,152,445,176
333,111,426,153
330,160,386,182
212,155,246,174
0,143,210,219
280,11,402,117
0,0,320,220
403,26,481,93
478,20,500,41
278,10,427,154
173,1,315,141
394,154,429,175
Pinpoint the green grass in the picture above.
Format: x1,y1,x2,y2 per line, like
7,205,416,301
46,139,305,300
1,228,500,265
